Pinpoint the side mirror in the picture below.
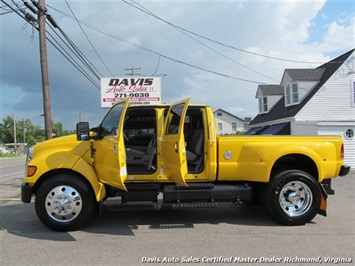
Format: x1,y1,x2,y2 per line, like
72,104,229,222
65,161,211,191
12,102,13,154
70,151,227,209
76,122,90,141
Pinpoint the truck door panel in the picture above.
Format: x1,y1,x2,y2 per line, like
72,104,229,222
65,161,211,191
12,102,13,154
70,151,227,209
161,99,190,186
92,98,130,191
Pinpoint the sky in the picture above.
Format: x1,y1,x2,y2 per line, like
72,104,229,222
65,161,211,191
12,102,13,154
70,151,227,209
1,0,354,130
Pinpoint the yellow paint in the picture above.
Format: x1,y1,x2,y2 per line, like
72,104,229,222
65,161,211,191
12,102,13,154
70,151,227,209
23,101,346,203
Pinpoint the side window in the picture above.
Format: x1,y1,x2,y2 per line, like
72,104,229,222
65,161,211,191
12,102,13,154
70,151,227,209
165,103,185,135
100,103,125,137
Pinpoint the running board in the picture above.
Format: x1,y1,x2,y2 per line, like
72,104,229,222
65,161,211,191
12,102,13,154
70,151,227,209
163,183,251,203
172,202,219,208
107,202,161,211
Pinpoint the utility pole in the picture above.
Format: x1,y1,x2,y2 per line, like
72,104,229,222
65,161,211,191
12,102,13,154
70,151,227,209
13,113,17,154
38,0,53,139
23,119,26,149
125,66,141,76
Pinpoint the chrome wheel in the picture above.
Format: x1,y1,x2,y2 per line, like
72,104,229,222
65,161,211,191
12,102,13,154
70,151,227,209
278,181,313,217
45,185,83,222
36,175,96,231
264,170,321,225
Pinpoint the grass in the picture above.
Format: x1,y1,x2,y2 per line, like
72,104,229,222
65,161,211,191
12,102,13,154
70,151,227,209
0,153,26,158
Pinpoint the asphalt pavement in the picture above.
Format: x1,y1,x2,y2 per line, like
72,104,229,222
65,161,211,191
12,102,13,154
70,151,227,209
0,157,354,265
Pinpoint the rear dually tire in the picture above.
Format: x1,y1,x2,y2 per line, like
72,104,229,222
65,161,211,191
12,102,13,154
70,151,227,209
264,170,321,225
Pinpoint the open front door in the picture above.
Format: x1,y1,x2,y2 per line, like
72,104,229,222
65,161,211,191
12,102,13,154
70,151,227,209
161,98,190,186
92,98,130,191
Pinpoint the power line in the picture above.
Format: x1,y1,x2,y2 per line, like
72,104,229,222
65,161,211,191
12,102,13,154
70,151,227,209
47,4,268,85
82,21,267,84
124,0,278,82
123,0,324,65
64,0,114,76
151,55,161,76
52,101,98,111
3,0,102,129
2,0,101,90
43,8,102,81
55,26,102,80
45,23,100,89
1,0,30,23
125,66,141,76
0,9,14,14
88,22,268,84
44,25,101,89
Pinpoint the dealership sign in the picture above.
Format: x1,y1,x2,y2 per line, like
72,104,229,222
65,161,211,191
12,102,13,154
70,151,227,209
100,77,162,108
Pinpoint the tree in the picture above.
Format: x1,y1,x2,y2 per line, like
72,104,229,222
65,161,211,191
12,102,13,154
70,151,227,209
0,116,74,147
0,116,15,144
52,121,64,137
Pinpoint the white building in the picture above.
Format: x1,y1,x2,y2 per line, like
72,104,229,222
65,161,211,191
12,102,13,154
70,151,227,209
0,145,10,154
247,49,355,168
213,108,246,135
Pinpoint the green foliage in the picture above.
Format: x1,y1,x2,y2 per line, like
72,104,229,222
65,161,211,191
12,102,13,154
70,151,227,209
0,116,75,146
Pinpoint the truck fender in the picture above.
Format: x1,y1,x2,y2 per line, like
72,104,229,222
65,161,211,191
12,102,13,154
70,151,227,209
239,143,322,183
269,146,323,181
72,157,106,202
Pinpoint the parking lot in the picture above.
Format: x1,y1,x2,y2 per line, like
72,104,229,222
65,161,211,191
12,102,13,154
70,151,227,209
0,157,354,265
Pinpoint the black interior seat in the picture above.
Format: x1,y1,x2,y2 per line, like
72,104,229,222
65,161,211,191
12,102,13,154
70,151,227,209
186,128,203,163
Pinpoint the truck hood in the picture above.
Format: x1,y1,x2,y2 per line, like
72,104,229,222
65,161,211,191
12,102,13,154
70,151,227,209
32,134,91,159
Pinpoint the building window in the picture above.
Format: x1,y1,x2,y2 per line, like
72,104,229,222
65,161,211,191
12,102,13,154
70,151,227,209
285,84,291,105
345,129,354,139
351,80,355,108
232,122,237,131
244,122,249,130
218,123,222,131
258,97,268,113
292,83,299,103
217,112,222,116
285,82,299,106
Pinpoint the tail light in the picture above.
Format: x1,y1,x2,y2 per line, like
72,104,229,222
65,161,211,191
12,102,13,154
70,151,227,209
341,143,344,160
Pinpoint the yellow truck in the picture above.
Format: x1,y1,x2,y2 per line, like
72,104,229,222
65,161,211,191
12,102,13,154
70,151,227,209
21,98,350,231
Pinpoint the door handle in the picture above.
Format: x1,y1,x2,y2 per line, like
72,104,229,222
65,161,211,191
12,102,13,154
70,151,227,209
175,142,178,153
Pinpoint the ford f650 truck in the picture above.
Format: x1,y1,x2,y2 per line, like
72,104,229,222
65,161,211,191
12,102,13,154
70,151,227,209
21,98,350,231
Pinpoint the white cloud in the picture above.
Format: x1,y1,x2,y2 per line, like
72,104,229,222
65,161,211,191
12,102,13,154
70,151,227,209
322,18,355,51
1,0,354,129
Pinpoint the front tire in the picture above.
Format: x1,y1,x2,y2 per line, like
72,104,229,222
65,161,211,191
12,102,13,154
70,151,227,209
35,174,96,231
264,170,321,225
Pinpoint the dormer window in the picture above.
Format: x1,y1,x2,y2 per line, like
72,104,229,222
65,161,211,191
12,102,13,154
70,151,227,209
351,80,355,108
285,82,299,106
258,97,268,113
256,84,283,114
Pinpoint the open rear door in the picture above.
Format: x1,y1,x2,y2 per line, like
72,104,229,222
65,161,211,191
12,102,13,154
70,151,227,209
161,98,190,186
115,98,130,190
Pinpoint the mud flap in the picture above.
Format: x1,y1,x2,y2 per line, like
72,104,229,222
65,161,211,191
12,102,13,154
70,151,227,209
318,184,328,217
